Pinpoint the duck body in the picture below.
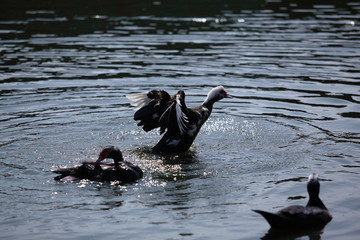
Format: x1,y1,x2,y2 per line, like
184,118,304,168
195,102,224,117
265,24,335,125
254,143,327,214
127,86,230,155
152,103,211,154
52,146,143,183
253,174,332,230
253,205,332,230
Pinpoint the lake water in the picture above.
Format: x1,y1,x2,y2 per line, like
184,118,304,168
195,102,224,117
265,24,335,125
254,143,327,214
1,0,359,239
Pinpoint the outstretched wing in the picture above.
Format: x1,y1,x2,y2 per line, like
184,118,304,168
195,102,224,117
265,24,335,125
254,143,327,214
127,90,171,132
159,91,189,135
127,92,152,110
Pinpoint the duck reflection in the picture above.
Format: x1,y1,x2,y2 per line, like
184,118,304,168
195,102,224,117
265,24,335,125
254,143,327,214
261,228,323,240
99,200,124,211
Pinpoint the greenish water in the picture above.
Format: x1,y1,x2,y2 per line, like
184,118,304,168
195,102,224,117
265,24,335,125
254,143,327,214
1,1,359,239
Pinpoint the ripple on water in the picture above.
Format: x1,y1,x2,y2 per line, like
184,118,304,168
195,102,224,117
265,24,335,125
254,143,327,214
1,1,360,240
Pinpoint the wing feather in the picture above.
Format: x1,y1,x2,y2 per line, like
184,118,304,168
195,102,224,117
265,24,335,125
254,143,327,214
128,90,171,132
175,94,189,135
159,91,189,135
126,92,151,110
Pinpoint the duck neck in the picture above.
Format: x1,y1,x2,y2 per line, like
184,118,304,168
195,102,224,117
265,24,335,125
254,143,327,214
112,150,123,162
111,152,123,169
114,160,120,169
202,98,215,111
307,194,327,210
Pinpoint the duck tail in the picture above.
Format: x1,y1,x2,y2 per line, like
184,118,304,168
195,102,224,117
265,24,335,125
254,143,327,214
252,209,285,228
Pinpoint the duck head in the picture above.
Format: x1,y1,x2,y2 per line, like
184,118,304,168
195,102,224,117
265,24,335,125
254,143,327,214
203,85,231,106
307,173,320,196
96,146,124,164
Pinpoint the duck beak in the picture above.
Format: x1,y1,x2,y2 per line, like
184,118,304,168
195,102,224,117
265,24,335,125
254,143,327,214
220,89,231,98
96,156,105,164
224,91,232,98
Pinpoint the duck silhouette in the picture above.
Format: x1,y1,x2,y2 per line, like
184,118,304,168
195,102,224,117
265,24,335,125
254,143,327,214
127,86,230,155
52,146,143,183
253,173,332,230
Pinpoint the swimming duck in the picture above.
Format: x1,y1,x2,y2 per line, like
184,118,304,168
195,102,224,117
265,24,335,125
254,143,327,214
127,86,230,154
253,173,332,230
52,146,143,183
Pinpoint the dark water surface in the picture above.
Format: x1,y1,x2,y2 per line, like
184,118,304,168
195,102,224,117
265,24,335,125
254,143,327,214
1,1,359,239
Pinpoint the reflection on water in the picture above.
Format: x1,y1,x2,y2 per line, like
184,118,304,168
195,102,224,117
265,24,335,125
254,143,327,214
261,228,323,240
1,0,359,240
